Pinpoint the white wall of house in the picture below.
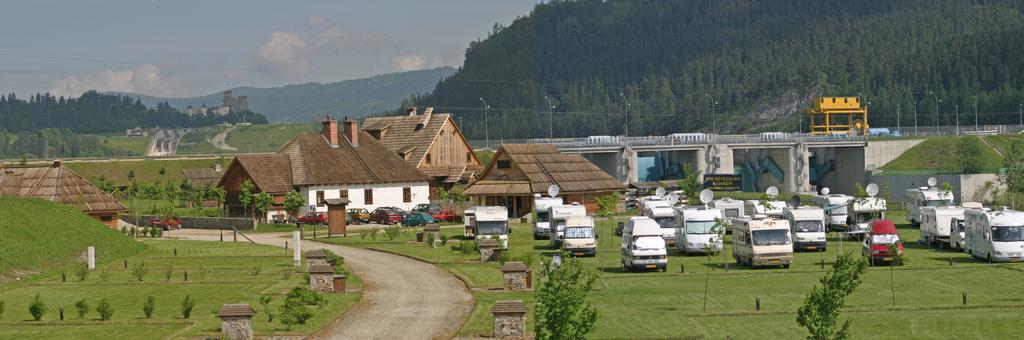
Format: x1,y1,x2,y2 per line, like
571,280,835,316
299,181,430,214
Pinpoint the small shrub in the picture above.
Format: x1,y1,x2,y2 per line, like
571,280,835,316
369,228,379,240
279,303,312,330
28,293,46,321
150,227,161,238
128,228,136,238
426,233,436,247
440,234,451,246
75,264,89,281
96,299,114,321
163,264,175,282
359,230,369,240
198,266,211,281
0,300,5,320
322,249,345,272
303,273,311,284
131,262,147,281
74,299,89,319
249,266,262,278
259,296,273,322
180,295,195,319
142,296,155,319
384,226,402,240
459,240,478,255
99,270,112,282
281,268,293,280
286,286,327,307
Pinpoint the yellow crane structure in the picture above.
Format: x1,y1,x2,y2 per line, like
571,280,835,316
804,96,869,136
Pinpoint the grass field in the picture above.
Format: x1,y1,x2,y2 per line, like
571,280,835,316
984,135,1024,155
100,136,151,156
0,239,361,339
0,198,148,281
224,124,318,154
67,158,229,186
174,127,223,155
880,136,1003,173
320,210,1024,339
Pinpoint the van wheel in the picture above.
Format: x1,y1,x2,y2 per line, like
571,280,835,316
988,253,993,263
783,264,790,269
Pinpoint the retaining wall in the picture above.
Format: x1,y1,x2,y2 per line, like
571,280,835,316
122,215,256,230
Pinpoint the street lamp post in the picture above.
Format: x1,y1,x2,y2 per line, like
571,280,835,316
954,104,959,135
928,91,940,134
914,99,919,135
544,96,555,139
896,104,901,133
705,93,718,134
478,97,490,149
974,99,979,133
1020,103,1023,127
619,93,630,140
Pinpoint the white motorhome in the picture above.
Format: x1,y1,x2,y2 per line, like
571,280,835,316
621,217,668,272
906,185,955,226
472,206,510,249
549,203,587,247
846,197,887,236
965,209,1024,262
710,197,745,219
920,206,968,248
950,217,967,252
638,196,672,214
813,194,853,231
562,216,597,257
673,206,724,254
783,206,827,251
463,207,476,237
731,216,793,268
744,200,787,218
646,205,678,245
532,195,564,240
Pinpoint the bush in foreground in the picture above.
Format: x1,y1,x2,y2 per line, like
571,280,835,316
796,254,868,340
534,251,598,340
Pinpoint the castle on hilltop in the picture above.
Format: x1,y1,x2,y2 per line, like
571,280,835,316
185,90,249,116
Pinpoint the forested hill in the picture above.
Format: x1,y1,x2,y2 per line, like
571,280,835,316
0,91,267,134
399,0,1024,139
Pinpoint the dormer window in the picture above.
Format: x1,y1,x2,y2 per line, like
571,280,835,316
425,153,432,165
415,124,424,132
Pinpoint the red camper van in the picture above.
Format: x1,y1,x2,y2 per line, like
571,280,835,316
861,219,904,266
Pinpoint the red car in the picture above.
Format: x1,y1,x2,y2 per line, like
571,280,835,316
151,217,181,231
370,207,405,224
297,212,328,225
862,219,904,266
413,203,458,222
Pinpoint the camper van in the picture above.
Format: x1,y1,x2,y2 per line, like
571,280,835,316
549,203,587,247
731,216,793,268
673,206,724,254
813,193,853,231
638,196,672,214
710,197,745,220
533,195,564,240
783,206,827,251
906,183,955,226
562,216,597,257
621,217,668,272
920,206,968,248
950,217,967,252
463,207,476,237
965,209,1024,262
862,219,904,265
744,199,787,218
472,206,510,249
846,197,887,236
646,205,678,245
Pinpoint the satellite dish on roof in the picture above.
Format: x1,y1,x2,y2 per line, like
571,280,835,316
927,177,938,187
667,193,680,204
820,187,831,195
699,189,714,204
866,183,879,198
547,184,560,198
655,187,667,198
766,186,779,199
790,194,802,208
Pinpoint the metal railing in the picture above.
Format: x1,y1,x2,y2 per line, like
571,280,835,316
469,132,867,150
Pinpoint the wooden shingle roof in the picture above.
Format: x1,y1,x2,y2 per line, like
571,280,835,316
307,263,335,274
217,304,256,317
362,113,451,167
0,161,127,213
233,154,294,193
279,131,430,186
464,144,623,196
181,168,223,187
500,262,529,272
490,300,528,314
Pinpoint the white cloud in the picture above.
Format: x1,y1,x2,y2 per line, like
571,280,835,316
257,31,310,76
391,53,449,72
49,64,169,97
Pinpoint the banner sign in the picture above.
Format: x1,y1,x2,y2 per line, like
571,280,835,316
703,174,742,191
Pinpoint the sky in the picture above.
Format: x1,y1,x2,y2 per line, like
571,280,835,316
0,0,536,98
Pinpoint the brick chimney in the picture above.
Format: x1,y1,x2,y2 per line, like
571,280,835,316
406,107,418,116
343,116,359,147
322,115,339,147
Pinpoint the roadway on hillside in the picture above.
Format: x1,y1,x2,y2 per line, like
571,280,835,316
210,125,239,151
167,229,473,340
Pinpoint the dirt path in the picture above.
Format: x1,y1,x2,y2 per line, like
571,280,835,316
979,135,1005,157
210,125,238,151
167,229,473,340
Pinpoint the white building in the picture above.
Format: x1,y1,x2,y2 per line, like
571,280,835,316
218,116,431,220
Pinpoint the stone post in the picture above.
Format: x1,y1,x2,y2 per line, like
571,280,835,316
304,249,327,270
491,300,527,338
478,239,500,262
217,304,256,340
500,262,530,291
307,264,335,293
293,231,301,267
87,246,95,270
424,223,441,246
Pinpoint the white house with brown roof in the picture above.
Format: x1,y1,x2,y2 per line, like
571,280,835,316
362,107,483,197
218,116,431,220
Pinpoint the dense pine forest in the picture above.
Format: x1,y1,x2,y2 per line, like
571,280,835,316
399,0,1024,139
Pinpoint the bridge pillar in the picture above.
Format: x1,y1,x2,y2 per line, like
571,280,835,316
702,144,733,178
791,144,811,194
622,147,637,184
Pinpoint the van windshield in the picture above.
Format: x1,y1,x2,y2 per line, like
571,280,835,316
829,205,848,215
871,234,900,245
632,236,664,250
854,212,883,224
565,227,594,239
654,217,676,229
686,221,717,234
752,229,790,246
794,220,823,232
992,226,1024,242
477,221,507,235
536,211,550,223
926,200,948,207
724,209,740,217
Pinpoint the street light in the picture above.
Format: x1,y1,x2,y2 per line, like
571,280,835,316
896,104,901,133
544,96,555,139
954,104,959,135
974,99,979,133
705,93,718,134
928,91,940,134
619,93,630,140
478,97,489,149
913,97,919,135
1020,103,1023,127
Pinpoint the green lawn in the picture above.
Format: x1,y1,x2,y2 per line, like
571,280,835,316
880,136,1003,173
984,135,1024,155
175,127,223,155
319,210,1024,339
101,136,151,156
0,240,361,339
67,158,229,186
224,124,318,153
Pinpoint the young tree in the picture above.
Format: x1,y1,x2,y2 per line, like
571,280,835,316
28,293,46,321
143,296,155,319
796,254,869,340
259,296,273,322
534,251,598,340
239,180,254,218
180,295,195,319
676,164,702,204
594,192,620,218
74,299,89,319
283,191,306,220
1003,143,1024,193
253,192,274,222
96,299,114,321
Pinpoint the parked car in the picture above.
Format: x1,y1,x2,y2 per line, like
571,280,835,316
370,207,405,224
271,214,288,224
297,212,328,225
862,219,904,266
402,212,435,227
412,203,458,222
151,217,182,231
347,208,370,224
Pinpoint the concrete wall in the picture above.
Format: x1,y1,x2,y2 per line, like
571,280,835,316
864,139,925,170
866,173,1002,203
812,146,867,194
581,152,624,182
960,173,1004,202
123,215,257,230
302,181,430,214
